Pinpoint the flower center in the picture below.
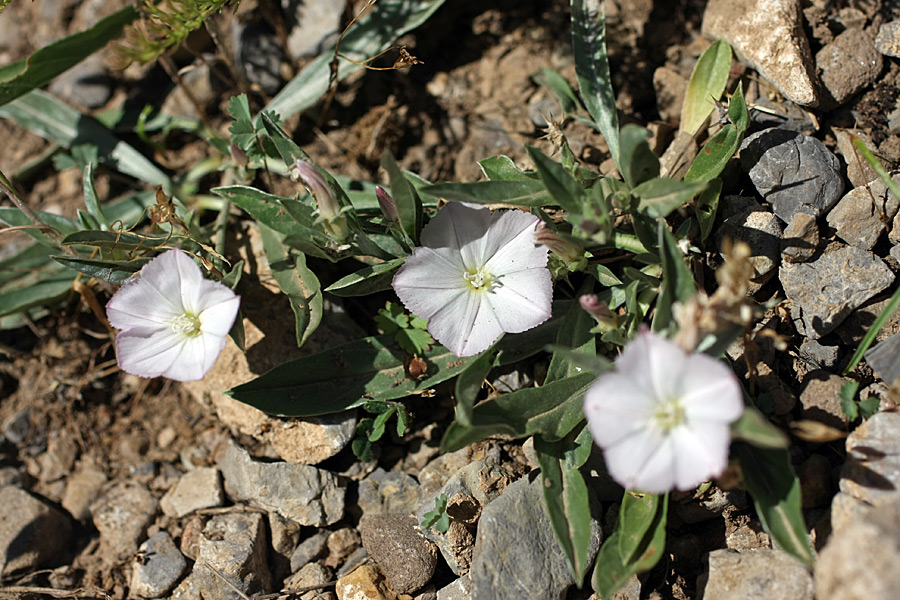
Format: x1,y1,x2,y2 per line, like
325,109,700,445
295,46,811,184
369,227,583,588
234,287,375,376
653,396,686,431
170,313,202,337
463,268,492,291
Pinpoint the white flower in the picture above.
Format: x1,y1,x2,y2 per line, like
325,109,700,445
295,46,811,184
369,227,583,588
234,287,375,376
583,329,743,493
392,202,552,357
106,249,240,382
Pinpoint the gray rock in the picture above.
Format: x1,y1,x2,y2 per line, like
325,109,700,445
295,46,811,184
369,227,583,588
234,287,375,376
130,531,188,598
2,407,32,445
234,21,284,96
717,207,782,290
816,28,883,106
160,62,229,119
741,128,844,224
291,531,329,572
36,433,78,485
675,487,749,524
0,486,72,576
219,442,345,526
781,212,819,263
816,498,900,599
799,339,840,371
702,0,818,106
865,332,900,386
827,178,899,250
829,491,873,533
282,0,346,59
47,53,111,109
360,513,438,595
90,480,158,563
841,412,900,504
358,468,420,517
875,20,900,58
269,512,302,579
699,548,814,599
798,370,848,431
469,474,602,600
61,458,107,520
192,512,272,600
779,244,894,339
284,562,335,600
834,129,880,188
437,575,471,600
326,527,361,569
652,66,688,125
417,447,502,507
160,467,224,518
0,467,22,488
417,461,515,575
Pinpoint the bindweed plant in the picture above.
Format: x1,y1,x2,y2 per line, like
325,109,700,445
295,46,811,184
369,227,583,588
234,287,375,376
0,0,818,597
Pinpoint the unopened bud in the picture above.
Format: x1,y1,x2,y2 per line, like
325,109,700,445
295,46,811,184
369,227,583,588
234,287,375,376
580,294,617,329
230,144,248,168
535,223,586,269
376,186,399,223
294,160,348,240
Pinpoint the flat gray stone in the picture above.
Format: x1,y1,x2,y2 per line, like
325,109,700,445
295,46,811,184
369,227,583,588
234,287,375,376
219,443,345,526
282,0,346,59
816,498,900,599
700,549,813,599
61,458,107,520
741,128,844,223
779,244,894,339
865,332,900,386
90,480,158,563
160,467,224,518
798,370,848,432
360,514,438,595
0,486,72,576
717,207,782,290
875,20,900,58
437,575,471,600
191,512,272,600
703,0,818,106
469,474,602,600
816,28,883,106
358,468,420,517
841,412,900,504
234,21,284,96
828,177,899,250
291,531,329,572
130,531,188,598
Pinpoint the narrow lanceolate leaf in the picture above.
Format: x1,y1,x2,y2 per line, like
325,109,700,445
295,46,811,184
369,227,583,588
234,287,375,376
570,0,620,168
61,230,172,253
0,90,171,189
325,258,406,297
535,427,596,587
632,177,709,219
0,206,80,248
653,221,696,333
440,372,596,453
734,443,816,566
382,150,423,244
454,346,500,428
82,163,109,229
0,243,55,287
730,406,789,449
0,272,75,317
52,255,145,285
684,82,749,184
593,493,668,598
0,6,137,107
680,40,732,135
265,0,447,120
479,155,538,182
259,224,323,348
421,180,551,207
525,145,583,213
619,124,659,189
546,285,597,384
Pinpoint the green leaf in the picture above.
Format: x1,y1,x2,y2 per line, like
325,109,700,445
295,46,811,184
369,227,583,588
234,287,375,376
259,224,323,347
82,163,109,229
382,150,423,244
265,0,447,119
840,379,860,421
61,229,171,253
546,284,597,384
0,243,55,287
52,255,145,285
695,177,723,242
535,427,595,586
479,155,537,182
619,124,659,189
441,372,596,453
653,221,696,333
525,145,583,213
534,67,581,114
454,347,500,427
683,82,748,184
0,206,80,248
0,272,75,317
0,90,171,189
730,407,789,449
632,177,708,219
680,40,732,135
734,443,816,566
593,493,668,598
421,180,551,207
0,6,138,107
570,0,620,168
422,494,450,533
325,258,406,297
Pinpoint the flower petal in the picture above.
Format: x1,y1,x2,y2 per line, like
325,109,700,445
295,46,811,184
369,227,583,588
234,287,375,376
669,424,730,490
584,374,656,447
482,210,547,275
115,326,185,379
160,333,228,381
393,247,469,320
198,295,241,337
680,354,744,422
426,287,505,356
419,203,493,271
602,427,675,493
483,267,552,333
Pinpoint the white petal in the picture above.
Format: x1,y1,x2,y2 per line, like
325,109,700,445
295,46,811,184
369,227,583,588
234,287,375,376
106,276,181,330
393,247,469,320
680,354,744,422
483,211,547,275
669,424,730,490
426,288,504,356
419,203,493,271
602,427,676,493
627,434,679,493
160,333,227,381
483,267,552,333
115,326,185,379
198,295,241,337
584,373,655,446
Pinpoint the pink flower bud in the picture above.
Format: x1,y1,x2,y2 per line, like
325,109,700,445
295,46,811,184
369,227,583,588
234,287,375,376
535,223,586,268
295,160,340,222
230,144,248,168
376,186,399,223
579,294,616,325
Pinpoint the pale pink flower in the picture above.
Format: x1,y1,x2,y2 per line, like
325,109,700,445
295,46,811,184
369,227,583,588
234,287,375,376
106,249,240,381
392,202,552,357
584,329,743,493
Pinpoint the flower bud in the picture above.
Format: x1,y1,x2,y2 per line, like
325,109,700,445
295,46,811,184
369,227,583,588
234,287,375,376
376,186,399,223
535,223,586,269
230,144,248,168
579,294,617,330
294,160,349,241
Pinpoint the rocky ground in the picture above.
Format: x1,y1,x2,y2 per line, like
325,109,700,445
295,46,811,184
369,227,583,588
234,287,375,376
4,0,900,599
